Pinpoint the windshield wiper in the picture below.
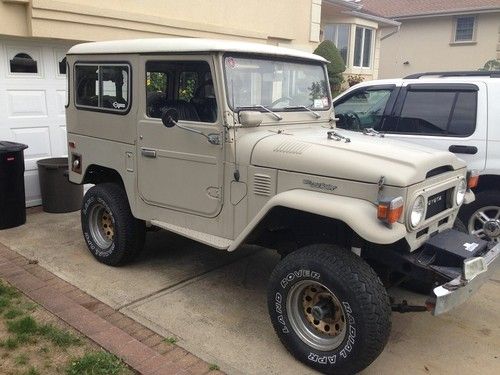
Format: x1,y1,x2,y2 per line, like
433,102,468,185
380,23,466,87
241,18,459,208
236,105,282,120
283,105,321,119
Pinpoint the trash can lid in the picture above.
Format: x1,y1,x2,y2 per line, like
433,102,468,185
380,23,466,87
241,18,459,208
0,141,28,153
37,157,69,168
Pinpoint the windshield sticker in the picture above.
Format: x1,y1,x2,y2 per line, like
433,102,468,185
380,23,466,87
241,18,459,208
226,57,237,69
322,97,329,107
313,99,324,109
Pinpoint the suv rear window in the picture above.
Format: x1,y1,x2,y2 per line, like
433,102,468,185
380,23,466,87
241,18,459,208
75,63,130,113
387,88,477,136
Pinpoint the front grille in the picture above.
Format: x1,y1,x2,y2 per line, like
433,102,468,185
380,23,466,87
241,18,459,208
425,189,452,219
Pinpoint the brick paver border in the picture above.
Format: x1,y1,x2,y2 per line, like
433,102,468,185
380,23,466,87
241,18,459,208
0,242,223,375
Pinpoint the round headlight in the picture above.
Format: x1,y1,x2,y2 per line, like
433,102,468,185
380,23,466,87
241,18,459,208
410,195,426,228
456,179,467,205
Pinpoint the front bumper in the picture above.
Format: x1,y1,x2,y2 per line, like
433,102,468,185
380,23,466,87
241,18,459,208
429,243,500,315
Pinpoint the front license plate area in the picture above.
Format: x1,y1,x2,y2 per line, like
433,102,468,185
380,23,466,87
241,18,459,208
425,229,489,266
425,189,451,219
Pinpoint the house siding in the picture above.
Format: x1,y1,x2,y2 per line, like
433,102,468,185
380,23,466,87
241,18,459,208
378,12,500,78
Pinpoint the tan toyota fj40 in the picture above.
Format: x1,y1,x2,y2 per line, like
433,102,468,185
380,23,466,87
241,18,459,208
66,38,499,374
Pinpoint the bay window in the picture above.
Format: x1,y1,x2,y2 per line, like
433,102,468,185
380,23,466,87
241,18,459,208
323,24,350,64
353,26,373,68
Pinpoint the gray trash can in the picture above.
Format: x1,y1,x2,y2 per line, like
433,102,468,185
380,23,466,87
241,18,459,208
37,157,83,213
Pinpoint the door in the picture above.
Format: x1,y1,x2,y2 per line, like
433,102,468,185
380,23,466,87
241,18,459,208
137,56,223,217
0,38,74,206
379,82,487,171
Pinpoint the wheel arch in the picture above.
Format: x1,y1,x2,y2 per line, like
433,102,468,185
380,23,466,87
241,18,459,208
82,164,125,187
475,174,500,193
229,190,407,251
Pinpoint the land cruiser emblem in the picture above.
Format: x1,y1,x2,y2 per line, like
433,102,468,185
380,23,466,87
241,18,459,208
303,179,337,191
112,102,126,109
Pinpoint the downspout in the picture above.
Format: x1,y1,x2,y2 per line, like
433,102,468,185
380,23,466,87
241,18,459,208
381,24,401,41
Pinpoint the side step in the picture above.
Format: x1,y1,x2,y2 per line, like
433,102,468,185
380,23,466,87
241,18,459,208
150,220,232,250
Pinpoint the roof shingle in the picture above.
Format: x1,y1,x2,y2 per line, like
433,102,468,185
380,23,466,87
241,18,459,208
360,0,500,18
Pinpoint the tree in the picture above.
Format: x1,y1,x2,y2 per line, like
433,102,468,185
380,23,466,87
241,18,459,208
479,59,500,71
313,40,346,93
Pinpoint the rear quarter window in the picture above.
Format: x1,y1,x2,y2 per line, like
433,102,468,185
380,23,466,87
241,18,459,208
74,63,130,114
390,88,477,136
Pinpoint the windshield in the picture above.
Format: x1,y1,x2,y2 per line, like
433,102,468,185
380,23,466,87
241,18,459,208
224,55,330,112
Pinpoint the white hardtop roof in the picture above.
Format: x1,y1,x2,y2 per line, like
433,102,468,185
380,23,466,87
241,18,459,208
67,38,327,62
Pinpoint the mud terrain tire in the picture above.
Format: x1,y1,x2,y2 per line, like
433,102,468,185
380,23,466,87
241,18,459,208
267,244,391,375
81,183,145,266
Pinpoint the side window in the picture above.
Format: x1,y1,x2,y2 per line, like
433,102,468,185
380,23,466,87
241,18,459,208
10,53,38,74
101,66,129,110
394,89,477,136
59,57,67,75
178,71,198,102
75,65,99,108
145,60,217,123
74,64,130,113
334,88,393,130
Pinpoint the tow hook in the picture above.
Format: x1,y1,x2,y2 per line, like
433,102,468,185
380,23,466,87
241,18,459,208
391,299,429,313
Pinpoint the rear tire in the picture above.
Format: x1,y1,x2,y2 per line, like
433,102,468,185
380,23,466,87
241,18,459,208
267,245,391,375
81,183,145,266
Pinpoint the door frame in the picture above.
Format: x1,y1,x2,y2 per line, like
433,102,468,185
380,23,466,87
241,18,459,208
136,53,225,218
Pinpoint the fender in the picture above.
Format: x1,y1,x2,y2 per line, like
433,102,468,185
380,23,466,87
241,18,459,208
228,189,407,251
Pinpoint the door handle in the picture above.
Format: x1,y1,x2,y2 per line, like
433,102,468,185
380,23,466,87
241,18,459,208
141,148,157,158
448,145,478,155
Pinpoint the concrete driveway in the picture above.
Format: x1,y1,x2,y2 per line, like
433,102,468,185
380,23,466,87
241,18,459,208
0,209,499,374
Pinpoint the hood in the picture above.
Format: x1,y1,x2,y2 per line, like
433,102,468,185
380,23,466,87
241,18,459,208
245,127,465,186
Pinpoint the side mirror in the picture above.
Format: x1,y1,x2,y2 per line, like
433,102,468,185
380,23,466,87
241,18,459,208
161,108,179,128
239,110,263,127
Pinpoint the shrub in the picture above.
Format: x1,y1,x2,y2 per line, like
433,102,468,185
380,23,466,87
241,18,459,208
313,40,346,92
347,74,365,87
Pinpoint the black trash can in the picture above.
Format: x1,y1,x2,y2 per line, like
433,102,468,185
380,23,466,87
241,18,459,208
0,141,28,229
37,157,83,213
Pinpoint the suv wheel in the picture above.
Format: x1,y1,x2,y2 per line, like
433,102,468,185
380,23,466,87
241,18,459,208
459,190,500,243
81,183,145,266
268,244,391,375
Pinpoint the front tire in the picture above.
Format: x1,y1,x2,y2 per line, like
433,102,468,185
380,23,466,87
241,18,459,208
81,183,145,266
267,245,391,375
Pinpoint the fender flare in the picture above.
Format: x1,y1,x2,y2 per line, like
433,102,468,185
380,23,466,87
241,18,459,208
228,189,407,251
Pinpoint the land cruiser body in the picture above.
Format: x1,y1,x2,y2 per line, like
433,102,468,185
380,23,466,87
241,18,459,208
66,39,499,375
333,71,500,244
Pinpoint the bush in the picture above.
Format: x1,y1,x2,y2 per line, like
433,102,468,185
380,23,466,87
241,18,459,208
347,74,364,87
313,40,346,92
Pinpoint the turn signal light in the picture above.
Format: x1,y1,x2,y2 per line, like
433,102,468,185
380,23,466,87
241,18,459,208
377,197,404,224
467,170,479,189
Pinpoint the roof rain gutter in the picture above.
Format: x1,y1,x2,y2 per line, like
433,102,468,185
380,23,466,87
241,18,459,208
343,10,401,27
323,0,362,11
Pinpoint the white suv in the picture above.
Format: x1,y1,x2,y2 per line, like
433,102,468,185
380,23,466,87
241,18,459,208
333,71,500,243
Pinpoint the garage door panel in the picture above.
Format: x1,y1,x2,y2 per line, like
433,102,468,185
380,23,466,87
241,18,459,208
55,90,67,117
7,90,48,118
12,127,52,168
24,169,42,206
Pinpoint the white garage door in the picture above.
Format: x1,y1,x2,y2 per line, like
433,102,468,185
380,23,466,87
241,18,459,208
0,38,76,206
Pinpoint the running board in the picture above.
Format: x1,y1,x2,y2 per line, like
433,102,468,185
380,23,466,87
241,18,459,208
150,220,232,250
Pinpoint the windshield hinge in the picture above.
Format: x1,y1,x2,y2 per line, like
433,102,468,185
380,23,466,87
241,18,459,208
362,128,385,137
327,131,351,143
